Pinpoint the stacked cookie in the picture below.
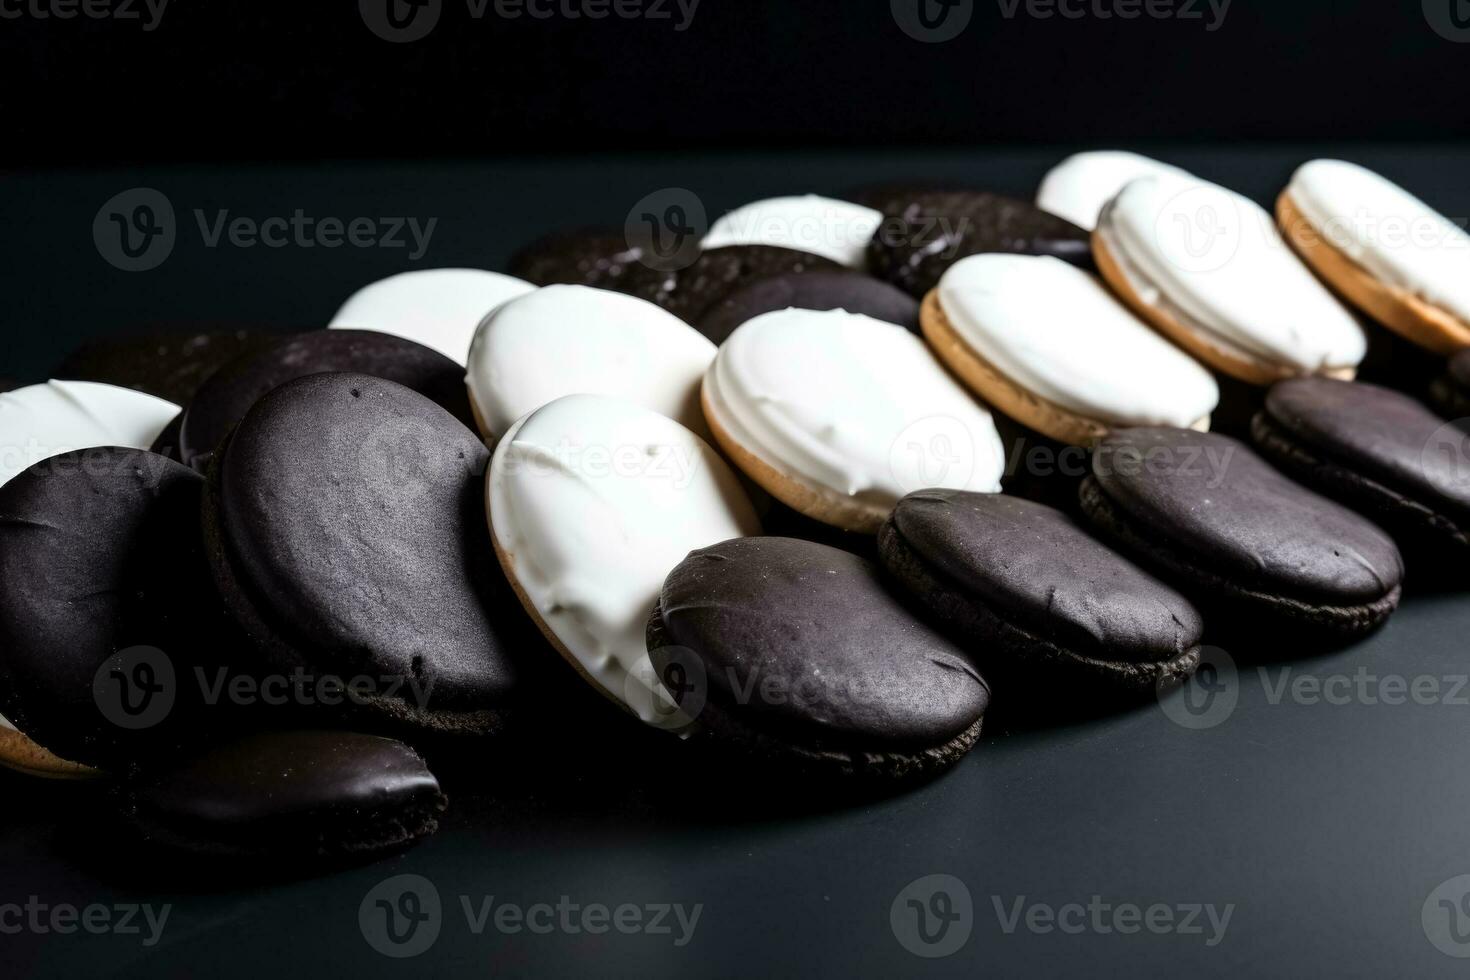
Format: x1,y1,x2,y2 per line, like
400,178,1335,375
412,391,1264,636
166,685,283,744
4,155,1470,872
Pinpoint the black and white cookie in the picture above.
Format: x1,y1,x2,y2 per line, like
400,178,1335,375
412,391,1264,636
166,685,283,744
702,195,883,269
0,448,239,771
1252,377,1470,557
329,269,533,364
867,191,1093,299
203,373,526,737
697,270,921,344
1080,428,1404,638
176,330,473,469
879,491,1203,692
123,731,447,860
647,536,991,778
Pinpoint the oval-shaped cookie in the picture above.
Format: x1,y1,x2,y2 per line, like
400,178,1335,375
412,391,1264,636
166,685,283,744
54,329,283,405
464,284,716,442
1252,376,1470,555
703,308,1006,533
698,270,920,344
177,330,473,469
928,254,1218,444
1036,150,1193,231
1080,427,1403,637
1095,177,1367,384
703,195,883,269
879,491,1203,691
647,536,991,778
204,373,525,736
488,393,760,729
1279,159,1470,355
330,268,534,364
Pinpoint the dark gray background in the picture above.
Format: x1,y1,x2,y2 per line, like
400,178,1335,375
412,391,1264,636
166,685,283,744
6,148,1470,978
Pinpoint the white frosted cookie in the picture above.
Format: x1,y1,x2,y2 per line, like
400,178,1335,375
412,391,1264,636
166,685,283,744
702,195,883,268
703,308,1006,533
465,284,717,443
1279,160,1470,354
488,394,760,729
1094,177,1367,384
1036,150,1194,231
929,254,1218,445
329,268,534,364
0,381,179,488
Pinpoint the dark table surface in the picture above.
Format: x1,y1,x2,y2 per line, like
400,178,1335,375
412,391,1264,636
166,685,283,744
6,145,1470,979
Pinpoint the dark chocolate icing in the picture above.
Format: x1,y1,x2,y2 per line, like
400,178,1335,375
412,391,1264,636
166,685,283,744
650,537,989,757
1088,428,1402,604
620,245,845,324
867,191,1092,298
508,227,647,290
177,330,472,469
55,329,284,406
882,491,1202,666
207,373,523,734
697,270,920,344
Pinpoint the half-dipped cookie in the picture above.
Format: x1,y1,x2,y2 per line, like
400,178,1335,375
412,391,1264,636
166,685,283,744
54,329,282,406
878,491,1202,692
868,191,1093,299
926,254,1218,445
203,373,525,736
647,536,990,778
1,380,179,487
702,195,884,269
0,448,239,771
123,731,447,861
464,284,716,443
489,394,760,729
703,308,1006,533
698,270,920,343
1280,160,1470,355
1095,177,1367,385
330,268,534,364
1252,377,1470,556
176,330,473,470
1080,428,1403,638
620,244,845,325
1036,150,1193,231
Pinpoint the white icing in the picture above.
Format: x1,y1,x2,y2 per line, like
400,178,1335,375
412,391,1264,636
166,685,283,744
1036,150,1194,231
330,268,534,364
0,381,180,488
1288,159,1470,325
706,309,1006,516
702,195,883,268
0,714,14,732
1098,177,1367,372
938,254,1219,427
488,394,760,728
465,284,717,441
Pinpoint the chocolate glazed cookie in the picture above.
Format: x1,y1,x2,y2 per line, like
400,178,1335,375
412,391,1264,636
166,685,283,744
1080,428,1403,640
203,373,527,737
697,270,921,344
176,330,474,470
879,491,1203,694
867,191,1093,299
507,227,647,291
619,244,845,325
55,329,285,406
1252,377,1470,559
647,537,991,779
